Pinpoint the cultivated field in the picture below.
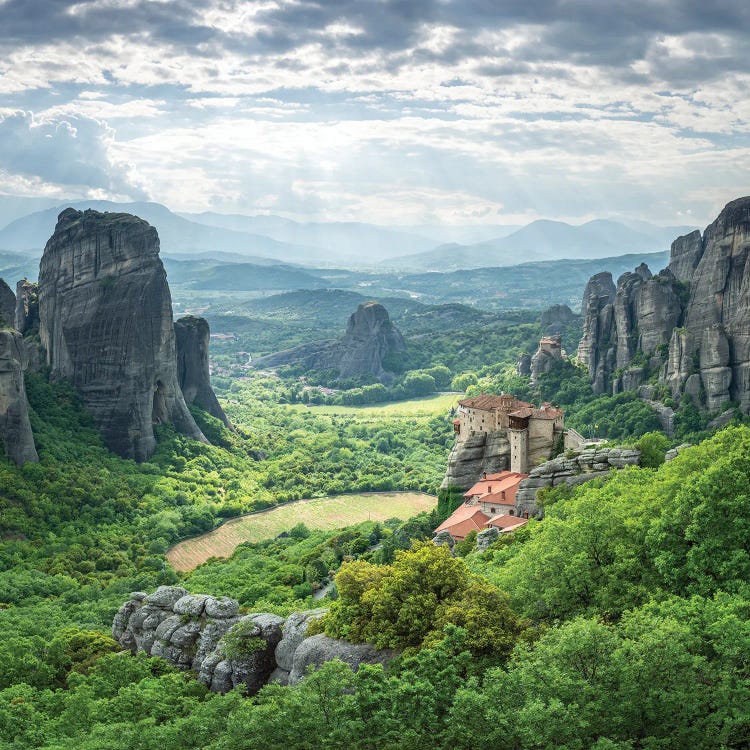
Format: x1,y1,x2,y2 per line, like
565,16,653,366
288,392,461,418
167,491,437,572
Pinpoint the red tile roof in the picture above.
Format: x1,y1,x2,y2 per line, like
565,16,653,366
508,407,533,418
479,491,516,507
464,470,528,498
458,395,532,411
531,404,564,420
487,515,528,532
434,504,490,540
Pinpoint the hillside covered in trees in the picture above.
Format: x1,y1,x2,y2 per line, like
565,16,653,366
4,349,750,748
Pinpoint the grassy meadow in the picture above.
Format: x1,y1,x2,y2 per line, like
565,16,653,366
167,491,437,571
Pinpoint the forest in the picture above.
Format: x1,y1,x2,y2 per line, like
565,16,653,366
3,300,750,749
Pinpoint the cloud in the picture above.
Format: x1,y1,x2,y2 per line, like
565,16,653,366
0,1,748,225
0,111,146,197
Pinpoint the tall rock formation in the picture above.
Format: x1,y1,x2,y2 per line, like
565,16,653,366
530,336,563,385
578,196,750,411
0,329,38,464
38,208,207,461
14,279,39,334
577,272,616,394
254,301,406,383
337,302,406,380
0,279,15,329
174,315,232,429
540,303,577,335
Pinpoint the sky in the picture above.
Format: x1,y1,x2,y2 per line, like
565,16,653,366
0,0,749,227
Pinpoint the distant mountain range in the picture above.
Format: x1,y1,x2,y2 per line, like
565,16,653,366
0,201,327,265
0,196,697,272
388,219,696,271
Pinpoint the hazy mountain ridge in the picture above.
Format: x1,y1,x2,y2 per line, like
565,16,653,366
389,218,695,271
0,201,323,264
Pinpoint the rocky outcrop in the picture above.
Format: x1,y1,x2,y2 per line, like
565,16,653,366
14,279,38,334
540,304,578,335
577,272,616,395
432,529,456,551
174,315,232,429
0,279,14,328
287,635,395,685
578,264,682,395
578,197,750,411
271,609,326,685
476,526,500,552
440,431,510,490
530,336,562,385
38,209,207,461
514,446,641,518
113,588,393,694
0,330,38,464
254,302,405,383
516,352,532,376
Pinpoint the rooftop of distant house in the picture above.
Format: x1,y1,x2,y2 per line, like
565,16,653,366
464,470,528,499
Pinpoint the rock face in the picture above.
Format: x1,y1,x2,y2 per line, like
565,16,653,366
476,526,500,552
577,264,682,396
38,209,207,461
14,279,39,334
432,529,456,551
440,430,510,490
113,588,392,693
287,634,395,686
577,272,617,395
577,197,750,411
514,446,641,518
516,352,532,376
0,329,38,464
254,302,405,383
540,303,578,335
0,279,14,328
530,336,563,385
174,315,232,429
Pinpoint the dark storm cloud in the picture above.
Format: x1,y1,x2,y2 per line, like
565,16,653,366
2,0,749,87
0,0,215,47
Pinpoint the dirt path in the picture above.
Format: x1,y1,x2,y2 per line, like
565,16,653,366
167,491,437,572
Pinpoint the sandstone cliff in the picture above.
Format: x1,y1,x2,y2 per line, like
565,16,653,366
254,301,405,383
0,279,14,329
174,315,232,429
540,303,578,335
113,587,394,694
38,208,207,461
530,336,563,385
14,279,38,334
514,446,640,518
577,197,750,409
0,329,38,464
440,431,511,490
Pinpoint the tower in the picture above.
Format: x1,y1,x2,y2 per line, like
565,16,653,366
509,425,529,474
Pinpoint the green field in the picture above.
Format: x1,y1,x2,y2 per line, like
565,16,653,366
287,392,461,418
167,491,437,571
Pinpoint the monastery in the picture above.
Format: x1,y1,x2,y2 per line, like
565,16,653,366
438,393,584,541
452,393,565,473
